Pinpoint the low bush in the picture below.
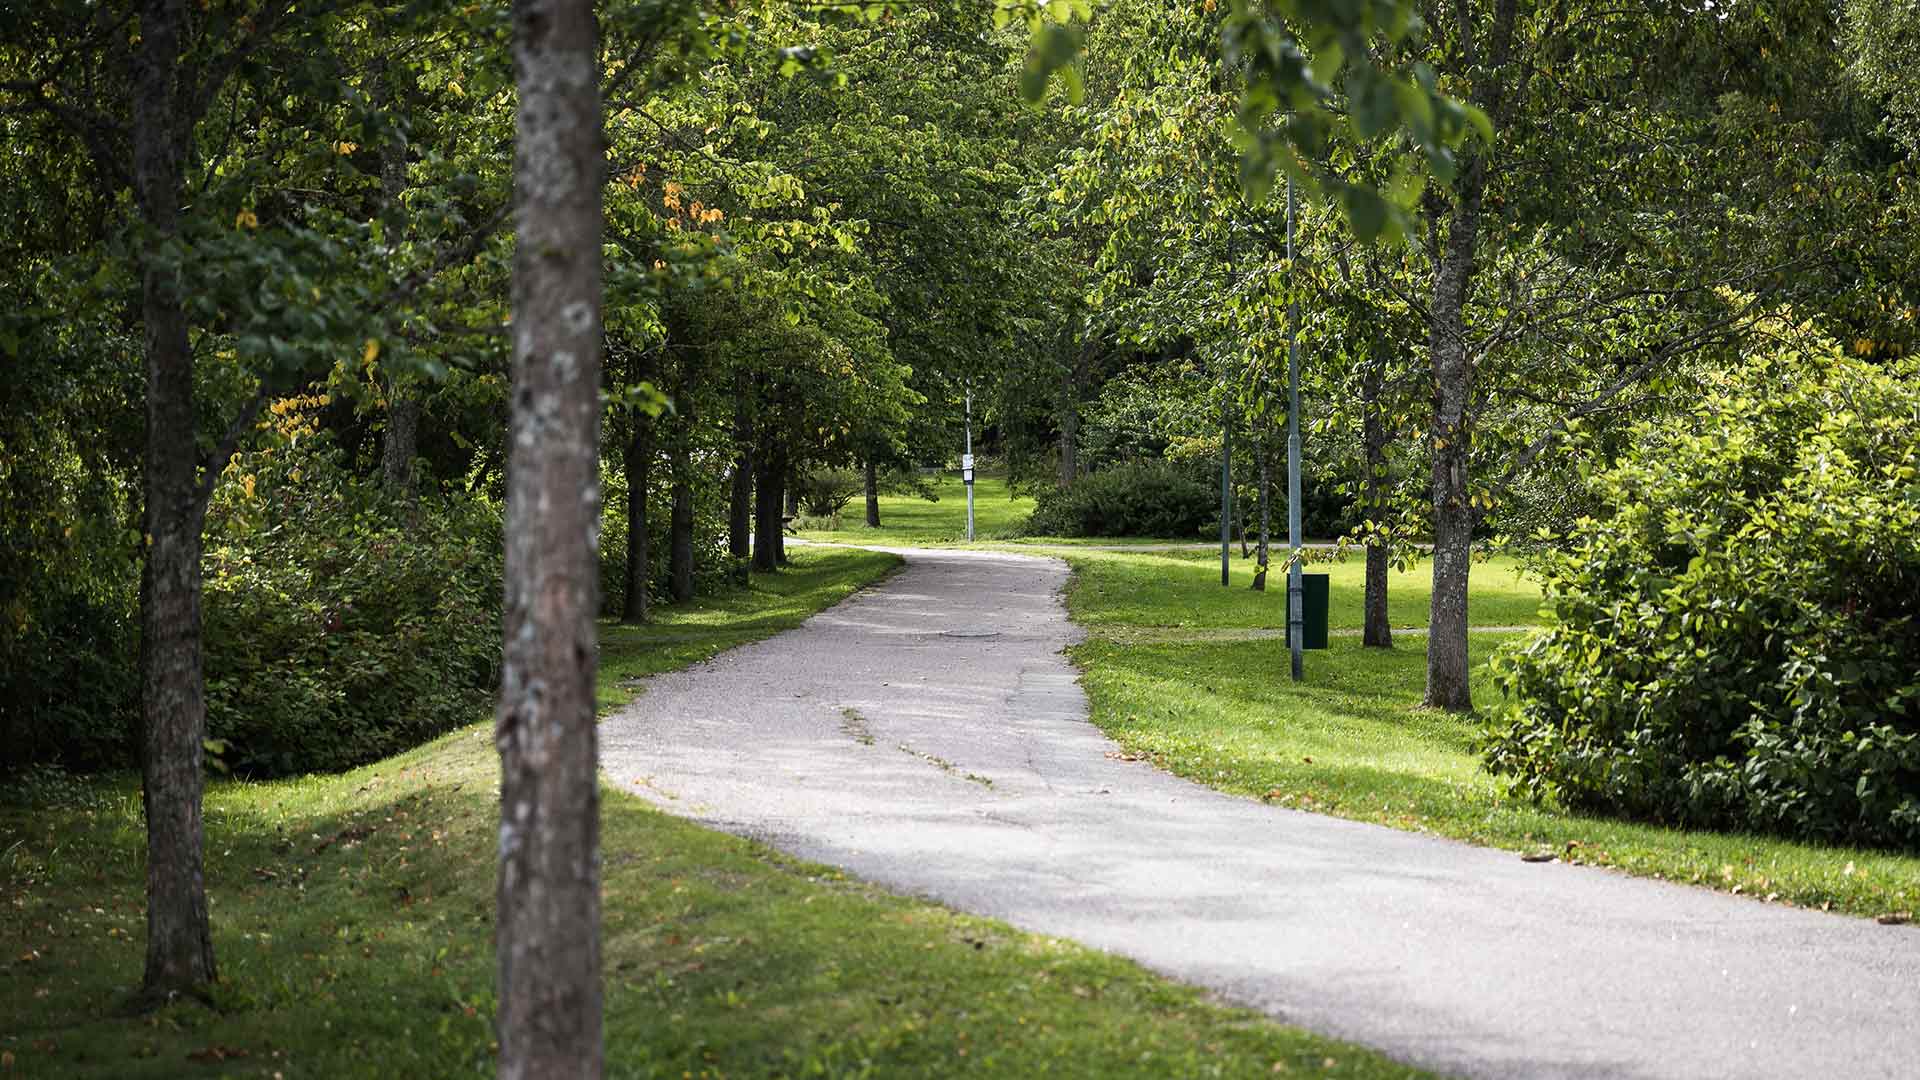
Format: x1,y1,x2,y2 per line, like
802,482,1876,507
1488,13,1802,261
202,410,502,777
1023,460,1217,538
1481,336,1920,849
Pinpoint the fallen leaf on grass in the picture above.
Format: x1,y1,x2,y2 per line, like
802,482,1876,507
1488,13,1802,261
1520,850,1557,863
187,1045,249,1064
1876,912,1912,926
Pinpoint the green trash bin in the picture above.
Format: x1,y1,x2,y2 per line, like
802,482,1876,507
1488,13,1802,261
1284,573,1330,650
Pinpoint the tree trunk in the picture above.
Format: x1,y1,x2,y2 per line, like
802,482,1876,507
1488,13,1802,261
377,86,420,508
669,432,694,605
498,1,604,1076
382,394,421,500
1423,169,1486,711
1361,345,1392,648
621,419,651,624
1058,358,1080,487
1422,0,1518,711
1251,437,1269,591
132,0,217,1004
779,466,795,564
752,445,782,573
728,397,752,565
864,458,880,527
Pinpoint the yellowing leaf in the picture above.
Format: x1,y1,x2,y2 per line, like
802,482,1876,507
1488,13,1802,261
362,339,381,364
235,209,259,229
334,140,359,155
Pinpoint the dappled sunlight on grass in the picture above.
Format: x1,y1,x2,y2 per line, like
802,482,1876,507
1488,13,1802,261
1063,549,1545,630
1064,551,1920,920
2,543,1428,1080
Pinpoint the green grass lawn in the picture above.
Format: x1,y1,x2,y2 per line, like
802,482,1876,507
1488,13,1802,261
1062,548,1920,920
1,546,1428,1079
1062,549,1543,630
795,475,1037,545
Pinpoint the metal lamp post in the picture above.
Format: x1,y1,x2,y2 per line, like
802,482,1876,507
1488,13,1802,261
1285,177,1304,681
963,384,975,542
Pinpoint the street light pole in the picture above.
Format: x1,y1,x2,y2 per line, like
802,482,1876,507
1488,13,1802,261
1220,391,1232,587
964,384,975,542
1286,177,1304,681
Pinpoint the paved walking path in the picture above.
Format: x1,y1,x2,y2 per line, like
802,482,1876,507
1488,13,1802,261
601,547,1920,1080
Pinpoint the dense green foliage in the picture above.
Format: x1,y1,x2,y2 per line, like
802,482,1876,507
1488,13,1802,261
1483,336,1920,849
201,423,502,778
1024,460,1217,539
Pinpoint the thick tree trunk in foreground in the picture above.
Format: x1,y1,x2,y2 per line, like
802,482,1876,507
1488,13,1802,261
622,420,651,624
752,447,782,573
864,458,880,527
498,1,604,1076
133,0,216,1003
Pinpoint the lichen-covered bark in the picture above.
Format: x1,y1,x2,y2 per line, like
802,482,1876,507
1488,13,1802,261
497,1,604,1075
133,0,217,1003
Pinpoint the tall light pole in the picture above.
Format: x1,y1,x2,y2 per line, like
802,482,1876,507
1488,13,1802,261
963,383,975,542
1220,384,1232,587
1285,177,1304,681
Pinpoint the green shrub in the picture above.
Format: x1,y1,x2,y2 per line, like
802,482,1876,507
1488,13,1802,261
202,421,502,777
1481,337,1920,849
1023,460,1217,538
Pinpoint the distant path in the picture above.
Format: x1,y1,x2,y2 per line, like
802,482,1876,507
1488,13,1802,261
601,546,1920,1080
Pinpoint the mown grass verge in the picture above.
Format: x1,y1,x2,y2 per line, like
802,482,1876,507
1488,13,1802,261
2,546,1427,1079
1062,551,1920,922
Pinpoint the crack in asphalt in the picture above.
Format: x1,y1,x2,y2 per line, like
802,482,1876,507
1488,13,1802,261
601,545,1920,1080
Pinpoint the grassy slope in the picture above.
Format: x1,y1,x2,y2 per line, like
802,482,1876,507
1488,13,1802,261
2,547,1427,1079
1063,550,1920,920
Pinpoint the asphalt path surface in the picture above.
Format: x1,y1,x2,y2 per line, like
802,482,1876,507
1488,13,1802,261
601,546,1920,1079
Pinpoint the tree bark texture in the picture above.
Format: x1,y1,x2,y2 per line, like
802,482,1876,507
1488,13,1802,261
498,2,605,1076
133,0,217,1002
864,458,880,527
1424,184,1482,711
382,394,422,499
377,91,421,507
1423,0,1518,711
752,445,783,573
621,419,651,624
669,430,694,605
728,396,752,563
1361,348,1392,649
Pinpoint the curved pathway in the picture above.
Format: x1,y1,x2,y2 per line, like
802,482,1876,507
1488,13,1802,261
601,547,1920,1079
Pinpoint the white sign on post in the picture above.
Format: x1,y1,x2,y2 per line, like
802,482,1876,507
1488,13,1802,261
961,453,974,484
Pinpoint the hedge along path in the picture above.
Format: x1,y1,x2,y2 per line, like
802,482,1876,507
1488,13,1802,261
601,546,1920,1080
